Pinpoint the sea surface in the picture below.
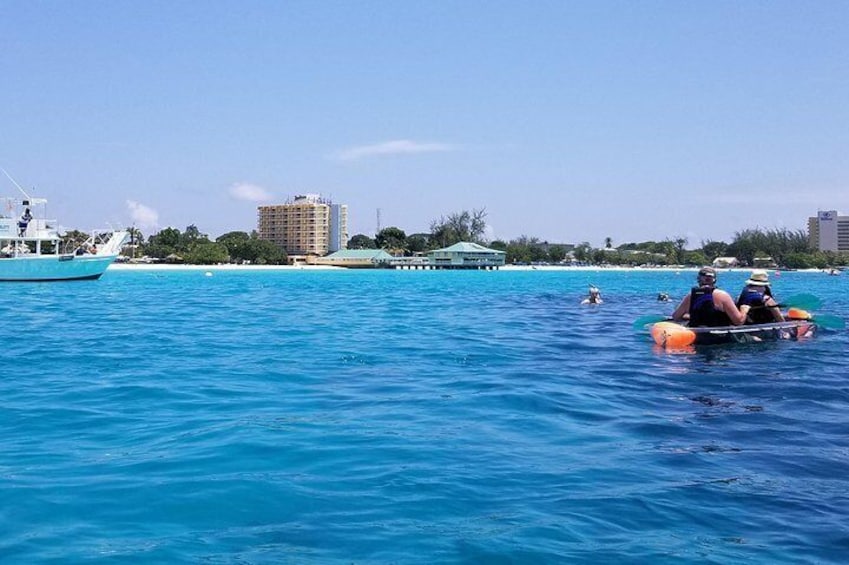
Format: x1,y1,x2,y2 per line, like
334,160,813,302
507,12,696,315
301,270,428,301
1,268,847,564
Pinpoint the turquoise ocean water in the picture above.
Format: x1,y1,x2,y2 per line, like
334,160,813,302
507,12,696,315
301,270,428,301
1,268,848,564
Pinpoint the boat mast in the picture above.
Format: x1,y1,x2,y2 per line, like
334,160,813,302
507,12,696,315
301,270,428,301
0,168,33,202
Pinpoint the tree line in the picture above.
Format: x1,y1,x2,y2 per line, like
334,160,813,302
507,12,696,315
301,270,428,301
102,209,847,268
116,226,287,265
350,215,848,269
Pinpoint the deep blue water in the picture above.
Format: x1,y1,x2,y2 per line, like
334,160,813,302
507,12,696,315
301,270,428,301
1,268,848,564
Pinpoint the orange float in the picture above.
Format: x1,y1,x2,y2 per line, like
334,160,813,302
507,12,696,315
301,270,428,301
786,308,811,320
650,321,696,349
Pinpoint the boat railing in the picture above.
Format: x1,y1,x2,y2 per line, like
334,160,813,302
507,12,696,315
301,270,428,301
72,230,129,257
24,218,60,239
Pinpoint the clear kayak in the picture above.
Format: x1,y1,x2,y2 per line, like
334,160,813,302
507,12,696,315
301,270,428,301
650,309,817,349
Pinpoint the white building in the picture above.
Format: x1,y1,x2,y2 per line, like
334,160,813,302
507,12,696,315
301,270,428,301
808,210,849,252
329,203,348,253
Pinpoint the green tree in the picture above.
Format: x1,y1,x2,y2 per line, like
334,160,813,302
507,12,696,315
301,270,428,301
728,228,811,266
573,242,592,263
245,238,287,264
591,248,607,264
126,227,145,258
147,227,181,258
215,231,252,263
347,234,376,249
505,242,531,264
604,237,613,249
179,224,209,252
375,227,407,250
429,208,487,247
683,250,708,266
217,231,250,249
183,242,230,264
701,240,728,262
154,227,181,247
783,252,814,269
548,245,566,263
406,234,429,254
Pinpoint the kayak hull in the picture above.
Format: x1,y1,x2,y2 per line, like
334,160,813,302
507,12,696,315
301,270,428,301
651,319,817,349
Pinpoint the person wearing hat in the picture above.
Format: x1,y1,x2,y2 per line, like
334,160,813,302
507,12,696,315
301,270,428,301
736,269,784,324
671,266,747,327
581,285,603,305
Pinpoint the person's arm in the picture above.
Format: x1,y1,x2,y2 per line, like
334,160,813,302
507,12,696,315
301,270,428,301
672,294,690,321
765,296,785,322
716,290,747,325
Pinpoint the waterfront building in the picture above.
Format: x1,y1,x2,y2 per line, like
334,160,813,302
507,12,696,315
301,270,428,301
712,256,739,268
427,241,506,269
808,210,849,252
310,249,392,268
258,194,348,256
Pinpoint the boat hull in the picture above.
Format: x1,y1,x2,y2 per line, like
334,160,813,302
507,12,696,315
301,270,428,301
651,319,817,349
0,254,118,282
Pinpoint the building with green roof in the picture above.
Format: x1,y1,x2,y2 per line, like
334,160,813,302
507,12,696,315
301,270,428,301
311,249,393,268
427,242,505,269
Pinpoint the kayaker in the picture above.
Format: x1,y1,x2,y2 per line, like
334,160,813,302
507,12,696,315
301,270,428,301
671,266,747,327
736,269,784,324
581,286,603,305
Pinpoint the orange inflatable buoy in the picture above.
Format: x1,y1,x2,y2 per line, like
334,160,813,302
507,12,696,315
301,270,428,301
651,321,697,349
787,308,811,320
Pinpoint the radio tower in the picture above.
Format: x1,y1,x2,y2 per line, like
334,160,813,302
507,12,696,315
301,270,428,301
376,208,382,235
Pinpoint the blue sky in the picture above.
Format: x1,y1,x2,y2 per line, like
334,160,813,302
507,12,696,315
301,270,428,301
1,1,847,247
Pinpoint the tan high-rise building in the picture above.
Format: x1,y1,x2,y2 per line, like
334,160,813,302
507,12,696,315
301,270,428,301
258,194,348,256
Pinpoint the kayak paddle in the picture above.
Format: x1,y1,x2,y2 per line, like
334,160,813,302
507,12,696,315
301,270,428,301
809,313,846,330
632,314,671,330
776,293,822,311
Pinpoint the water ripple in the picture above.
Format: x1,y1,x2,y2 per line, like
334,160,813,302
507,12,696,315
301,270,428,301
0,269,847,563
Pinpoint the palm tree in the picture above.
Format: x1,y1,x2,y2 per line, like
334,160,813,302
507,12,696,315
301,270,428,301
604,237,613,249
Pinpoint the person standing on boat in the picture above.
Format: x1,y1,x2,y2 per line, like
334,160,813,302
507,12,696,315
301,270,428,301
672,266,747,327
17,207,32,237
736,269,784,324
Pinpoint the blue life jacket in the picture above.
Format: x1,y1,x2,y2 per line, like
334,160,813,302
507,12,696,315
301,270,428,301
737,286,773,324
689,286,732,327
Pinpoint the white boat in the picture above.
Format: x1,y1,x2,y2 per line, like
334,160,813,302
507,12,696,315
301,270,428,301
0,170,128,281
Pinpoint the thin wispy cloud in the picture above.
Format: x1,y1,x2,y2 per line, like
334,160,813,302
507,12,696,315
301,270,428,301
335,139,456,161
126,200,159,230
229,182,273,202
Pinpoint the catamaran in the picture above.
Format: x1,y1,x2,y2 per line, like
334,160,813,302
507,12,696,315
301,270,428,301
0,169,128,281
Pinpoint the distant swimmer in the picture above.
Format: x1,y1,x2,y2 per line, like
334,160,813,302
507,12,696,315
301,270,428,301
581,286,603,305
657,292,670,302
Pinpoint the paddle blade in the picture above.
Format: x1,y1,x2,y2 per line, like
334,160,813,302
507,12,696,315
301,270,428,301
633,314,667,330
813,314,846,330
781,293,822,311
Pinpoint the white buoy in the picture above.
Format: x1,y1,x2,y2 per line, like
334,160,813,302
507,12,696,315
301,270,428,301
205,271,213,277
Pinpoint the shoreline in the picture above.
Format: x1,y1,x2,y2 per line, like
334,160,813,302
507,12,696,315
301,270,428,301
107,263,834,273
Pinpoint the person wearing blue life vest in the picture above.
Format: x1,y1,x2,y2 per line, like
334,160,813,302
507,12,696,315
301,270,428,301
671,266,747,327
736,269,784,324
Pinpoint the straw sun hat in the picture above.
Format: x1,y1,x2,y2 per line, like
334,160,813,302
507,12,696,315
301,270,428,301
746,269,770,286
